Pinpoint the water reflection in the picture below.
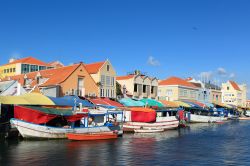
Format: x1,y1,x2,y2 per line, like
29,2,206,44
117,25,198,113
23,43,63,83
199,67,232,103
1,121,250,165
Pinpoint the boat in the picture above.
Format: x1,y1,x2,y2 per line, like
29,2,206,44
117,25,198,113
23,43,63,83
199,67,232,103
123,107,179,132
134,128,164,133
10,105,123,139
238,117,250,120
67,132,118,141
186,109,227,123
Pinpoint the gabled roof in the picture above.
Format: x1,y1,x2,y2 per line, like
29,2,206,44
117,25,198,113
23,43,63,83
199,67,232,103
159,76,198,88
47,61,64,68
229,81,241,91
3,64,81,87
3,57,49,66
85,61,105,74
116,75,135,80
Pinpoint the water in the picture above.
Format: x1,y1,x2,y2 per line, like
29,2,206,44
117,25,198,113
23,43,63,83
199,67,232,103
1,121,250,166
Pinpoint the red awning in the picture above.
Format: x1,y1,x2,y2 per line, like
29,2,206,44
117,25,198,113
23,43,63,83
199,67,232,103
89,98,123,107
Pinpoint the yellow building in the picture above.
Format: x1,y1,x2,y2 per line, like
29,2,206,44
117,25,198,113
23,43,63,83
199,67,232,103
85,60,116,98
221,80,247,107
0,57,50,79
158,77,199,101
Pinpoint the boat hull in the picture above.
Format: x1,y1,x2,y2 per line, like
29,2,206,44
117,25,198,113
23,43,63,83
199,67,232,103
134,129,164,133
123,117,179,132
189,114,227,123
10,119,122,139
67,132,118,141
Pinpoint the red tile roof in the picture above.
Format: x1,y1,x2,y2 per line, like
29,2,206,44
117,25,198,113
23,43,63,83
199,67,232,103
4,64,81,87
85,61,105,74
159,76,198,88
229,81,241,91
116,75,135,80
3,57,50,66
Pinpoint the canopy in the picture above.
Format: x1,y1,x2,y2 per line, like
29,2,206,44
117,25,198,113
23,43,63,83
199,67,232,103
0,93,94,107
89,98,123,107
172,101,191,108
119,98,145,107
140,98,164,107
159,100,179,108
14,105,86,124
181,100,202,108
128,107,155,113
0,93,55,105
48,96,94,107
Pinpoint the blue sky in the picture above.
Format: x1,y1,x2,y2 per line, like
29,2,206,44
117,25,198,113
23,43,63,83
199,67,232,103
0,0,250,88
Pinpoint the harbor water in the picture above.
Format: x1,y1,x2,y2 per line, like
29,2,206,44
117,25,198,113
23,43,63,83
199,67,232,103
1,121,250,165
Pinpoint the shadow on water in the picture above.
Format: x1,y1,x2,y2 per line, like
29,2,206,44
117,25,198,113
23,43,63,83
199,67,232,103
1,120,250,165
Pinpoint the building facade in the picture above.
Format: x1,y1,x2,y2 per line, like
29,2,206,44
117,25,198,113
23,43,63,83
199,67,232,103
85,60,116,99
158,77,198,101
221,80,247,107
0,57,51,79
2,63,98,97
116,71,158,99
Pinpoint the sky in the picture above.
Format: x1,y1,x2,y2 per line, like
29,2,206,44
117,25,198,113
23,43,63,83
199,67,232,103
0,0,250,91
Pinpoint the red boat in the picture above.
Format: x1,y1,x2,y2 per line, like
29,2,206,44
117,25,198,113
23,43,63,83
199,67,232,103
67,132,118,141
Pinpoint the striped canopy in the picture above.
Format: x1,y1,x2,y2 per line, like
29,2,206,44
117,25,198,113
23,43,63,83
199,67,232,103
119,98,145,107
172,101,191,108
140,98,164,107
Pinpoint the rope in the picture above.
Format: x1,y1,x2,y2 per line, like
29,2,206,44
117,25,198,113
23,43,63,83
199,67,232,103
0,121,10,125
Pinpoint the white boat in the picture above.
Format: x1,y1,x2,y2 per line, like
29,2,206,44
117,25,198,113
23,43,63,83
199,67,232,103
10,118,123,139
188,114,227,123
134,128,164,133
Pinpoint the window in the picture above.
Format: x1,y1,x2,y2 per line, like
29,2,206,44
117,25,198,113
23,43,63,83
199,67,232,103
101,75,105,86
7,69,9,73
111,77,115,86
151,86,154,94
134,84,138,92
21,64,30,73
13,68,16,72
183,90,188,97
39,66,46,70
166,89,173,96
227,86,230,90
106,76,110,86
10,68,12,73
4,69,6,73
100,89,104,97
107,65,110,71
143,85,146,93
31,65,38,72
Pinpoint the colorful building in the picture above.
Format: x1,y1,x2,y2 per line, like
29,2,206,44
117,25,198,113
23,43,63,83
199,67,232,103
221,80,247,107
0,57,51,79
158,77,199,101
205,82,222,104
116,71,158,99
1,63,98,97
85,60,116,98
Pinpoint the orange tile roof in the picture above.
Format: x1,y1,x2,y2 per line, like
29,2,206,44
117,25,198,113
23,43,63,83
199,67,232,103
116,75,135,80
47,61,64,68
229,81,241,91
159,76,198,88
2,56,50,66
5,64,81,87
85,61,105,74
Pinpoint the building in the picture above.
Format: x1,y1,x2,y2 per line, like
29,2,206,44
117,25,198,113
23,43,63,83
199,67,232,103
158,76,199,101
221,80,247,107
205,82,222,104
116,71,158,99
0,57,51,79
85,60,116,99
0,80,26,96
246,100,250,108
187,78,209,103
2,63,98,97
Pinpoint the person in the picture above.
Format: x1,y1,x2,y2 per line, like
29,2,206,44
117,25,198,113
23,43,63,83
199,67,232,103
88,117,96,126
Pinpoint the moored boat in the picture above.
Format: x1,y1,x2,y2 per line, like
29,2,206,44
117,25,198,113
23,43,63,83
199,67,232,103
67,132,118,141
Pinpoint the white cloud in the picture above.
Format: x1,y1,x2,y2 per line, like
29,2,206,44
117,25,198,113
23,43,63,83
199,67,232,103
229,73,236,79
217,67,227,76
147,56,160,66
